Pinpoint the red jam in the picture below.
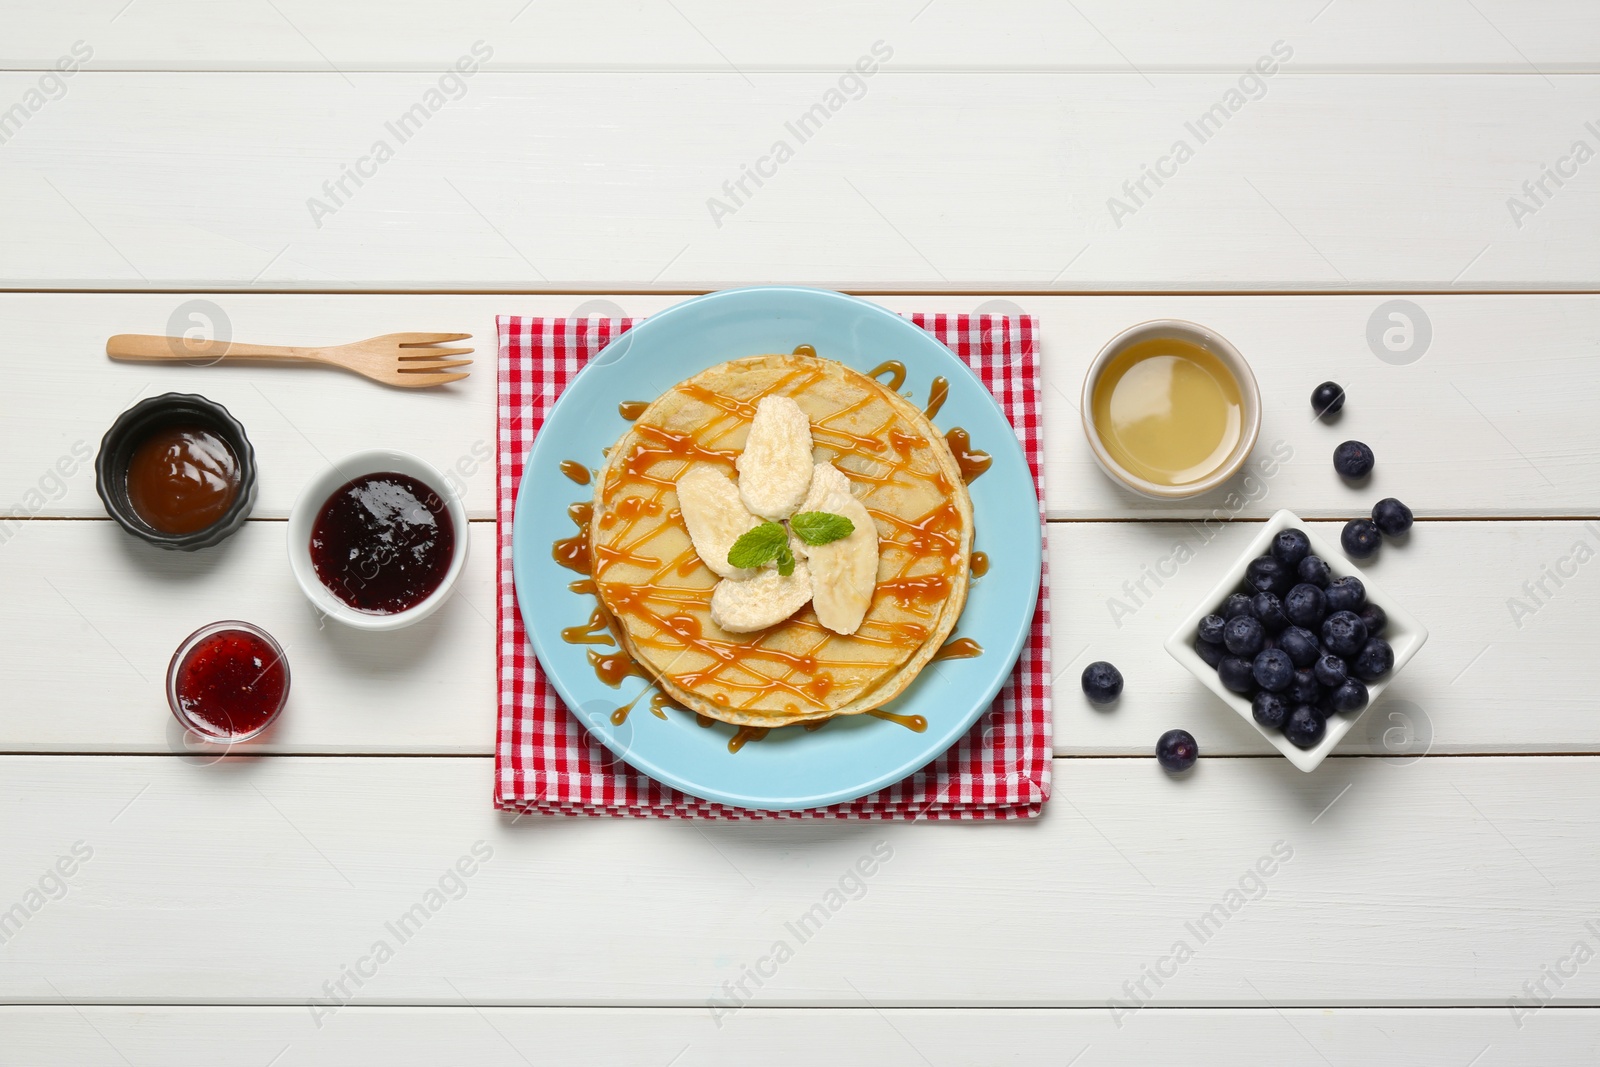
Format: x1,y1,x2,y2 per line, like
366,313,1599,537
310,472,455,614
126,425,240,534
172,627,288,740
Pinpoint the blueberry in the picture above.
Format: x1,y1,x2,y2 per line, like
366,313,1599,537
1278,626,1321,668
1341,518,1382,559
1311,381,1345,419
1358,603,1387,636
1329,679,1369,714
1218,656,1257,694
1287,668,1322,706
1223,593,1255,619
1372,497,1413,537
1272,528,1312,567
1321,611,1369,657
1194,636,1225,668
1156,729,1199,772
1351,637,1394,681
1245,555,1293,597
1283,583,1327,628
1223,616,1266,657
1252,648,1294,692
1325,575,1366,614
1297,555,1332,589
1313,653,1348,688
1081,661,1124,704
1333,440,1375,479
1251,592,1288,633
1198,614,1227,645
1252,691,1290,729
1284,705,1328,749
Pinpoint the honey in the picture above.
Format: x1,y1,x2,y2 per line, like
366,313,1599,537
1091,336,1244,487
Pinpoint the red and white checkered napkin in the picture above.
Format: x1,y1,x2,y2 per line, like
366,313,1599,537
495,313,1051,819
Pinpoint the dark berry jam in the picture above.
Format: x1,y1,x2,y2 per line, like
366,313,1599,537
310,472,455,614
170,625,289,740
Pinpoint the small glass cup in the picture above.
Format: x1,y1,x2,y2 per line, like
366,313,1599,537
166,620,290,743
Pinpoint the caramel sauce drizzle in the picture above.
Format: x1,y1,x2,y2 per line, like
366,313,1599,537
944,428,992,483
924,376,949,420
878,574,952,605
869,359,907,392
559,460,591,485
869,709,928,732
793,344,817,357
695,714,715,728
932,637,984,661
618,400,648,421
971,551,989,577
649,692,675,719
560,608,615,645
728,726,770,753
588,648,647,687
611,687,648,725
803,718,831,732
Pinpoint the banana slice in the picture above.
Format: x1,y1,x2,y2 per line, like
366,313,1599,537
796,462,879,635
709,538,814,633
675,465,763,579
736,395,814,520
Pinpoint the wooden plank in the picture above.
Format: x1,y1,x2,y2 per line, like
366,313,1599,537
1,74,1597,289
7,1,1599,72
2,293,1596,522
1,755,1597,1006
2,1006,1597,1065
2,518,1594,756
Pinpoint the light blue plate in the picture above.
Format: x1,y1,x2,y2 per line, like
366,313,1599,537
512,287,1041,810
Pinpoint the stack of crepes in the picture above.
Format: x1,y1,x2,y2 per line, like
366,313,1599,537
495,313,1051,819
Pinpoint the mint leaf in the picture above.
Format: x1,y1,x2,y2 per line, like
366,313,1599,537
776,544,796,577
791,511,855,546
727,522,787,570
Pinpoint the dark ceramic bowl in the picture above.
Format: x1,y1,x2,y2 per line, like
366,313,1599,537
95,392,258,551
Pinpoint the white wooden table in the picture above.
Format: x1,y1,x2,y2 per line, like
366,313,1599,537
4,3,1599,1062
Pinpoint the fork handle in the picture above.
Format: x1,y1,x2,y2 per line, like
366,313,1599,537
106,334,320,363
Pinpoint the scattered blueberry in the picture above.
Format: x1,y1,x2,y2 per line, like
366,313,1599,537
1358,603,1387,636
1329,679,1369,714
1245,555,1293,597
1333,440,1375,479
1297,554,1332,589
1284,705,1328,749
1252,691,1290,729
1351,637,1395,681
1198,613,1227,644
1156,729,1199,772
1311,381,1346,419
1253,648,1295,692
1283,583,1327,628
1081,661,1125,704
1224,593,1255,619
1287,668,1322,706
1341,518,1382,559
1321,611,1369,657
1272,528,1312,567
1251,592,1289,633
1278,626,1321,668
1224,615,1266,657
1372,497,1413,537
1194,636,1225,668
1325,575,1366,614
1218,656,1257,694
1313,653,1348,688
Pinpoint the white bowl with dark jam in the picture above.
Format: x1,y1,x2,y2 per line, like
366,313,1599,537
287,449,468,631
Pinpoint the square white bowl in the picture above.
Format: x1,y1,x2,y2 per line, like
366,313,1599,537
1164,508,1428,772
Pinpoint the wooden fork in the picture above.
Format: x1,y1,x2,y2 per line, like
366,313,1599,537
105,332,473,388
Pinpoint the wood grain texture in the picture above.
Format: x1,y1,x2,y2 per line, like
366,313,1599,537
1,755,1596,1006
2,293,1595,522
2,517,1595,756
0,74,1595,289
8,1,1600,71
3,1007,1597,1065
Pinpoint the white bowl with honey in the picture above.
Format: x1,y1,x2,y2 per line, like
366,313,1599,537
1081,320,1262,499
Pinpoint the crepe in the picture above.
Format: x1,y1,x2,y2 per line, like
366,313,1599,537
586,353,973,727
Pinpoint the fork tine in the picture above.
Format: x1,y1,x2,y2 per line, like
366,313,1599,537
397,347,474,360
384,332,473,347
390,372,470,388
397,359,473,373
